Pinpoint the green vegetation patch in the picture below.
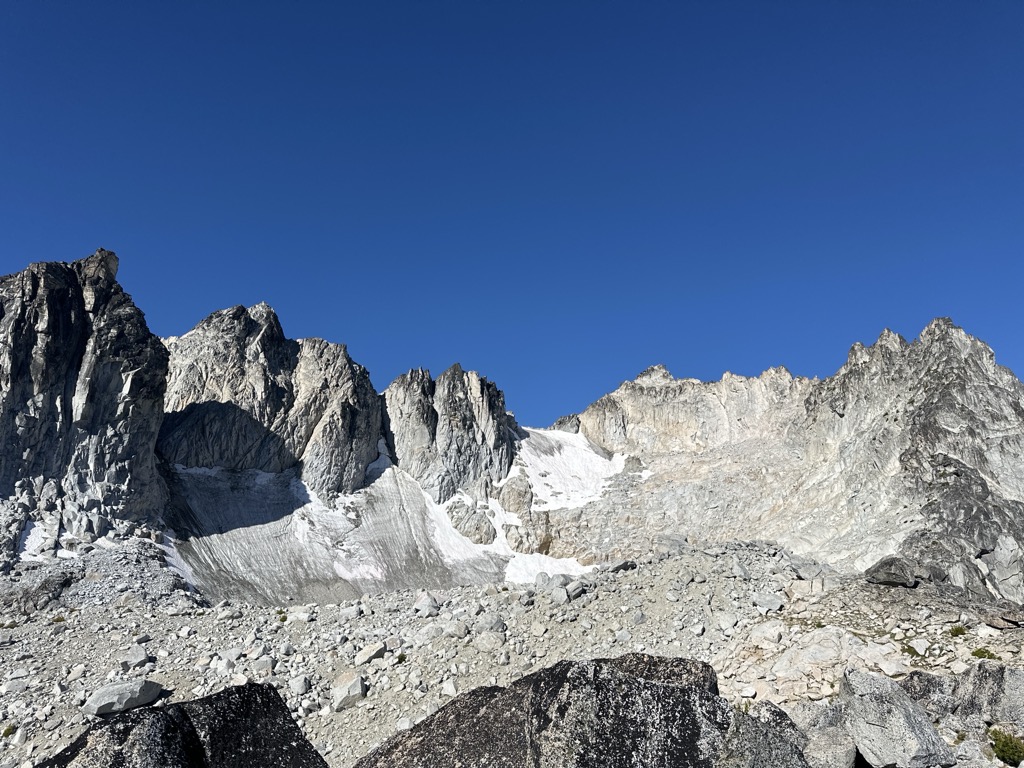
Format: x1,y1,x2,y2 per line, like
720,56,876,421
990,728,1024,766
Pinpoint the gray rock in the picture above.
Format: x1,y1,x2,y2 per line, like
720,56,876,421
865,556,919,588
412,592,439,617
0,251,168,569
444,496,497,545
353,654,808,767
331,671,367,711
472,612,506,634
81,679,164,716
42,683,327,767
160,302,381,500
802,726,856,768
472,631,506,652
837,669,955,768
354,642,386,666
383,365,519,504
952,660,1024,726
753,593,785,613
119,645,150,671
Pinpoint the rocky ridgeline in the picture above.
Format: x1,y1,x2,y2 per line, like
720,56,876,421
1,538,1022,767
2,250,1024,608
553,320,1024,605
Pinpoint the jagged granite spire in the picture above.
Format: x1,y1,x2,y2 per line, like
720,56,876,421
383,363,520,503
0,249,168,568
159,302,382,499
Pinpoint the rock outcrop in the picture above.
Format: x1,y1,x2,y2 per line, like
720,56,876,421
39,683,328,768
0,251,168,570
160,302,381,500
354,654,811,768
383,364,519,503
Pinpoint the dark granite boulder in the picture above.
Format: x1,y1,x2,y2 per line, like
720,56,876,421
38,683,327,768
864,555,919,588
354,653,809,768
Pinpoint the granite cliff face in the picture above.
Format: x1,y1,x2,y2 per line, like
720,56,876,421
160,302,381,500
0,251,168,571
383,364,519,504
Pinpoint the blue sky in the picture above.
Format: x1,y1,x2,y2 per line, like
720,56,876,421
1,2,1021,426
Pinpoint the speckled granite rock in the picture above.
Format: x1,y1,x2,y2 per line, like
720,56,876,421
39,683,328,768
354,654,810,768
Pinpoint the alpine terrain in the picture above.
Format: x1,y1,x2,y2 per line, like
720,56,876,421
1,251,1021,768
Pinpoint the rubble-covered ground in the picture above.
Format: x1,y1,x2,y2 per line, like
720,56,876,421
1,536,1022,768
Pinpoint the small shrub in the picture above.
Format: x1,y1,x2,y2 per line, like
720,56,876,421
397,652,407,664
1,724,15,739
278,614,287,623
972,647,999,660
990,728,1024,766
52,615,65,623
948,624,966,637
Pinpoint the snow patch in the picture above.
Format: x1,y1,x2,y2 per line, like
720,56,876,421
505,552,592,583
160,529,199,590
519,428,625,510
17,519,47,562
478,494,593,583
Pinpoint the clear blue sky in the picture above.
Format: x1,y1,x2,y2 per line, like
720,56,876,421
1,2,1021,426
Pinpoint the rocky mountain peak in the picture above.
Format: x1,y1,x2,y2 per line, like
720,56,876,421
0,250,168,569
160,303,379,498
384,364,519,503
633,363,674,385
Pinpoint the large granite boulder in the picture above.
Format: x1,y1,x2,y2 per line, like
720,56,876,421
39,683,328,768
354,654,809,767
836,669,955,768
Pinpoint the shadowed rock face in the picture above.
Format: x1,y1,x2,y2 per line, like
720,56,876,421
38,683,328,768
0,250,168,570
160,302,381,500
354,654,809,768
383,364,520,503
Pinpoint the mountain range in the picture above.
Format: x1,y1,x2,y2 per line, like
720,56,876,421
2,250,1022,608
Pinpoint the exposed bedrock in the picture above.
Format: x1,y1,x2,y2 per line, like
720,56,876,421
543,319,1024,603
0,250,168,569
382,364,520,503
160,302,382,501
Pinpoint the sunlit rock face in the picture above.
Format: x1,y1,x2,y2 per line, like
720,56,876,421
2,250,1024,607
0,250,168,570
383,364,520,504
541,318,1024,603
